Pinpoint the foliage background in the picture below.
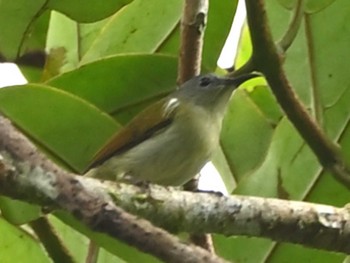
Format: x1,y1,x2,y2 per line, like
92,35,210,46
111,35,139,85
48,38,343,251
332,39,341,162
0,0,349,262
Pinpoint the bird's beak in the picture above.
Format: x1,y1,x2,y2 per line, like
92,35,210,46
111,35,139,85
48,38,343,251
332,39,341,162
220,73,260,87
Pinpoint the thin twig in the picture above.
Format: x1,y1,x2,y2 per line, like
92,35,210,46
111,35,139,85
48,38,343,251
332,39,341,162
85,241,99,263
29,217,75,263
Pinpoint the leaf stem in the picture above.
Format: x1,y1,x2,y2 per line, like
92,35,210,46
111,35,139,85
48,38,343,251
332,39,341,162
277,0,305,52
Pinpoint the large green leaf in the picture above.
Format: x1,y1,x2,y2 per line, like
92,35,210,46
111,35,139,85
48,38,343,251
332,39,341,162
80,0,183,64
0,0,46,60
47,54,178,124
0,0,131,61
44,0,237,79
0,218,50,263
44,0,182,77
47,0,132,23
203,0,239,70
220,89,277,183
0,197,41,225
0,84,119,172
54,211,160,263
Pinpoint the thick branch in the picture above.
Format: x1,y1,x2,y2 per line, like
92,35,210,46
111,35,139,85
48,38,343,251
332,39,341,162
244,0,350,188
104,183,350,254
177,0,208,84
0,116,350,254
0,116,227,263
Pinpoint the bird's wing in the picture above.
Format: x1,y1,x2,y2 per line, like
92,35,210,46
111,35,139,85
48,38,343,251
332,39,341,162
87,97,178,169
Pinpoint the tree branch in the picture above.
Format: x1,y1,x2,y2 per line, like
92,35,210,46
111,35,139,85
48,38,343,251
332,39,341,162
244,0,350,188
0,116,227,263
177,0,208,84
0,116,350,254
29,217,75,263
104,182,350,254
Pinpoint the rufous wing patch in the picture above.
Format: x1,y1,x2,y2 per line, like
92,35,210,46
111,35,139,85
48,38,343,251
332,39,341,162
86,97,179,170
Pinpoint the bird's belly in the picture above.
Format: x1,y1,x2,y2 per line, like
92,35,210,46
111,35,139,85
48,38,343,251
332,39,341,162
115,121,219,185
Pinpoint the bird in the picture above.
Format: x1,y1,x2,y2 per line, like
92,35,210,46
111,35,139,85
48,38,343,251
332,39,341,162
85,73,257,186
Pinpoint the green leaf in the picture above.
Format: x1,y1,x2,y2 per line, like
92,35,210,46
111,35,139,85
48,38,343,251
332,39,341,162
54,211,160,263
80,0,183,64
0,0,46,60
220,89,276,182
47,0,132,23
235,23,252,69
212,147,236,193
0,0,131,61
48,215,126,263
44,11,80,76
158,0,239,71
267,243,344,263
277,0,336,13
202,0,239,70
16,10,50,82
0,84,119,172
234,118,319,198
0,197,41,225
0,218,50,263
47,54,178,123
214,235,274,263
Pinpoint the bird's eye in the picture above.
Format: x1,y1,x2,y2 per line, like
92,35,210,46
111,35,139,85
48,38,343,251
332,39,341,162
199,77,212,87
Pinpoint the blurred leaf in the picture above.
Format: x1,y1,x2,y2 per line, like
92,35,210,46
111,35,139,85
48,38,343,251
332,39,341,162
44,11,80,77
220,89,276,182
48,215,126,263
22,10,50,53
0,197,41,225
80,0,183,64
47,0,132,23
214,235,274,263
54,211,160,263
0,84,119,172
234,23,252,69
0,218,50,263
202,0,238,70
0,0,46,60
47,54,178,124
277,0,336,13
212,147,236,193
16,10,50,82
158,0,239,71
0,0,131,61
266,243,344,263
215,0,350,261
234,118,319,198
247,85,283,125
